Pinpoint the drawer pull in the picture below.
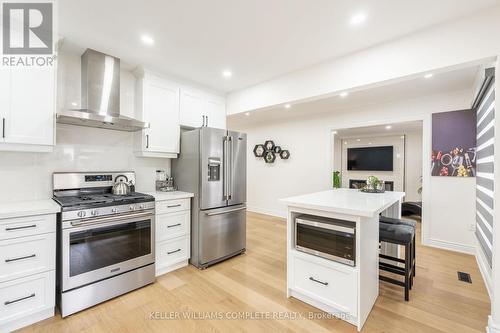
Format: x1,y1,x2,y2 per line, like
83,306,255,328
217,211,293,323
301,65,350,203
4,293,36,305
167,204,182,208
167,248,181,255
309,277,329,286
5,224,37,231
5,254,36,263
167,223,182,228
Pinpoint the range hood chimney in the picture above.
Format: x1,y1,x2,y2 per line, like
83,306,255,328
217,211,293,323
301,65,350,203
56,49,149,132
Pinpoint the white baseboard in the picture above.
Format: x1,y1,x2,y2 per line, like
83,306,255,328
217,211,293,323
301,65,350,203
488,316,500,333
246,206,286,218
475,239,493,299
0,307,54,332
423,237,476,255
156,259,188,277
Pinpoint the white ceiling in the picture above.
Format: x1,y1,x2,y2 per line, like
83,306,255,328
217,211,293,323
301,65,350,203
336,121,423,139
227,65,479,128
58,0,499,93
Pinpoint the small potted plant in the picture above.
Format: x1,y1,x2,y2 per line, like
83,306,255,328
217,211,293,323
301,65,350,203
332,171,341,189
365,176,384,192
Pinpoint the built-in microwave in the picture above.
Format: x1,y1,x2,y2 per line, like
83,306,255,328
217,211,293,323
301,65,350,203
295,215,356,266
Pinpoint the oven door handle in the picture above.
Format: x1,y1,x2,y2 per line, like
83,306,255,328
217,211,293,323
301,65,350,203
296,219,355,235
70,211,153,227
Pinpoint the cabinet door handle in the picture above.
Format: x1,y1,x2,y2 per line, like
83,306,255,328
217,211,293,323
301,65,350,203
202,115,206,127
5,254,36,263
4,293,36,305
2,117,5,138
309,277,329,286
167,204,182,208
5,224,37,231
146,134,149,149
167,248,181,255
167,223,181,228
206,116,209,127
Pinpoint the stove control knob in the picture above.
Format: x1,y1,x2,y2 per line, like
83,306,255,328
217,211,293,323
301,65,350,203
111,208,118,213
129,205,135,211
91,210,99,216
77,211,86,218
139,204,145,209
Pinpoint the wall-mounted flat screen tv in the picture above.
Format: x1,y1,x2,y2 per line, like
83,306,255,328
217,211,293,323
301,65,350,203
347,146,394,171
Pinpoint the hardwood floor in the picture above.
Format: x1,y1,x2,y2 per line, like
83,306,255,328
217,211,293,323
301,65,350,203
18,212,490,333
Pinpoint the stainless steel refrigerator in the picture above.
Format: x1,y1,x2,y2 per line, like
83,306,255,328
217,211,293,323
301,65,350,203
172,127,247,269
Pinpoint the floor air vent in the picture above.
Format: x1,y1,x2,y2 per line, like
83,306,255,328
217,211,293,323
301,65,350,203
457,271,472,283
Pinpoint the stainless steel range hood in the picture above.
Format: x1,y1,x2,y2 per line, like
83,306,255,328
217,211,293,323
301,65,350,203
56,49,149,132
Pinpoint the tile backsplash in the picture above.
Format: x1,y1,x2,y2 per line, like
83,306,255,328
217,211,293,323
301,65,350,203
0,124,171,202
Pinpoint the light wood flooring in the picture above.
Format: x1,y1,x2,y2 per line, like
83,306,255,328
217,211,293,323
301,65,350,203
18,212,490,333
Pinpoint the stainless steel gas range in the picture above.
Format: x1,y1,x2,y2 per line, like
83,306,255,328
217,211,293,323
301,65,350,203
52,172,156,317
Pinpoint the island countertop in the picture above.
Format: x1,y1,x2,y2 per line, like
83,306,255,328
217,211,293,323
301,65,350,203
280,188,405,217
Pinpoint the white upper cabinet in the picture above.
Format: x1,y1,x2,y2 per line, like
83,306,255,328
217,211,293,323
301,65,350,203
205,96,226,129
0,66,55,152
0,68,9,143
135,71,180,158
179,88,226,129
179,89,205,128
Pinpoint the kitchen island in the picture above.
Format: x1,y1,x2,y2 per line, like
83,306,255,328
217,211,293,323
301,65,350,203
281,188,405,331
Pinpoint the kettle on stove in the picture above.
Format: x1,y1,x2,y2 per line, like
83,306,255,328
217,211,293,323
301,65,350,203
112,175,132,195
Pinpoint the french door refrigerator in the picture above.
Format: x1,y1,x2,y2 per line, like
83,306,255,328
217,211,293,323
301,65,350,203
172,127,247,268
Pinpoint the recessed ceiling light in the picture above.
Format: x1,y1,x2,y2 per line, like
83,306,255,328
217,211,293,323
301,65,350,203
222,70,232,78
368,142,372,145
356,138,361,142
284,104,291,109
140,35,155,45
333,130,338,135
340,92,349,98
350,13,367,26
344,141,348,145
245,112,250,116
71,102,77,107
385,125,392,130
424,73,434,79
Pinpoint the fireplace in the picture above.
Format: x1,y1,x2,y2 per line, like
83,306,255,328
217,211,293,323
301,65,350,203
349,179,394,191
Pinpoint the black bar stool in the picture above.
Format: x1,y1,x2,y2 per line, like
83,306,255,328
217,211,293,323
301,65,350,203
380,215,416,278
379,221,415,301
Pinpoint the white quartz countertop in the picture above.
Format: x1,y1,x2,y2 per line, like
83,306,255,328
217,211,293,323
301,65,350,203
0,199,61,220
145,191,194,201
280,189,405,217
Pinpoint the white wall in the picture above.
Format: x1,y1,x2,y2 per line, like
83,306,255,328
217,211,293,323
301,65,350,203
405,130,423,202
230,89,477,253
227,5,500,114
338,135,406,192
0,124,170,202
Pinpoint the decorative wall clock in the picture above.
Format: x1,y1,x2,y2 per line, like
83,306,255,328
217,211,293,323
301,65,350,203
253,140,290,163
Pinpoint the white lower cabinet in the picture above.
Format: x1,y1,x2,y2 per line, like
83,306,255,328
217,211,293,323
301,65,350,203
292,255,357,316
155,198,191,276
0,214,56,332
0,271,55,331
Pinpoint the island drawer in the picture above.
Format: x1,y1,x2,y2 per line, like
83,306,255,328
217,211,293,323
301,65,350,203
292,255,357,316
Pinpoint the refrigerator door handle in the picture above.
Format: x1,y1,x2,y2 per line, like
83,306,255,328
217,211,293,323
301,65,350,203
228,136,233,200
223,136,228,200
205,206,246,216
